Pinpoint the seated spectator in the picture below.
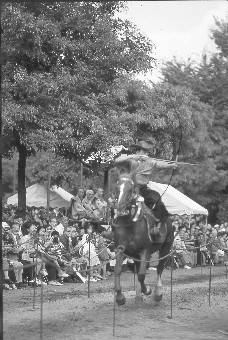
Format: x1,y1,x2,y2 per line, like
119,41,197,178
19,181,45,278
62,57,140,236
71,224,80,249
198,233,209,266
3,220,24,289
36,225,49,284
2,237,17,290
82,190,96,220
71,188,87,220
92,188,108,221
43,230,69,280
185,228,196,267
173,226,192,269
207,229,220,265
41,229,62,287
59,225,73,261
216,230,227,265
20,221,43,286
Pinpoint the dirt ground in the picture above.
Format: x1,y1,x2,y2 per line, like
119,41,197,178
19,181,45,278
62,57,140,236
3,265,228,340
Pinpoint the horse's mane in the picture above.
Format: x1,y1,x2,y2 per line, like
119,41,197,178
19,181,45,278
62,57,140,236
119,172,136,184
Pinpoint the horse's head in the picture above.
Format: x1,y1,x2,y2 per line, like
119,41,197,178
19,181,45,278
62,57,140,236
116,175,135,217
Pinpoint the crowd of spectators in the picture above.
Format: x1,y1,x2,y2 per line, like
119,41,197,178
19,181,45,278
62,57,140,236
2,188,117,290
170,215,228,269
2,187,228,290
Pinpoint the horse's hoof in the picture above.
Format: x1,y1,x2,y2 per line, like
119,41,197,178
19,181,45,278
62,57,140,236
116,297,126,306
143,287,152,296
154,294,163,302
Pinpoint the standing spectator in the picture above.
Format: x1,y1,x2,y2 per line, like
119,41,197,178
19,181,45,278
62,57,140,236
208,229,220,265
80,223,100,281
97,229,110,280
194,227,202,266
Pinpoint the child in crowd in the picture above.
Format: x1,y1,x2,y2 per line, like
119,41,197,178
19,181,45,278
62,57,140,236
80,223,101,282
97,228,110,280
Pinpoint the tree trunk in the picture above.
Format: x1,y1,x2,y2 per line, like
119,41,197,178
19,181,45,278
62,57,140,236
103,169,109,201
17,144,27,218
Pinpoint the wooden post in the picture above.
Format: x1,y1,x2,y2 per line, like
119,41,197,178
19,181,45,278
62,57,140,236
113,287,116,337
170,253,173,319
47,151,52,218
80,163,83,188
209,260,212,306
88,237,91,298
200,252,203,281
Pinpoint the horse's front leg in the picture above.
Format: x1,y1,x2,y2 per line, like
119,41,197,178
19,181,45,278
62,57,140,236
114,251,125,305
138,249,152,296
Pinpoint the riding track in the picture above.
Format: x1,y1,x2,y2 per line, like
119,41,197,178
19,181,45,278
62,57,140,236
3,266,228,340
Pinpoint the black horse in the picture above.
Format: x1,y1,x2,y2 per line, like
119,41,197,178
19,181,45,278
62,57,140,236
113,174,174,305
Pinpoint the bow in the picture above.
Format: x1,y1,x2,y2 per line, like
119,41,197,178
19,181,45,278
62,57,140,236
159,91,183,200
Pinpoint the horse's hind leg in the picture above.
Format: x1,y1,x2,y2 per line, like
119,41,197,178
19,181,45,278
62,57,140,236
154,246,171,302
114,252,126,305
138,249,152,296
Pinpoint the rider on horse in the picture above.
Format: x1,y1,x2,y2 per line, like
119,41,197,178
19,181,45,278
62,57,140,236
114,140,177,236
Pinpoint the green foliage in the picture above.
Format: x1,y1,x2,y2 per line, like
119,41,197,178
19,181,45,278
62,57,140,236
1,1,155,204
161,16,228,221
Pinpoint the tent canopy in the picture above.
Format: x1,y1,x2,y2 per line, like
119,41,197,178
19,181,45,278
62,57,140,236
148,181,208,216
7,183,74,208
7,181,208,215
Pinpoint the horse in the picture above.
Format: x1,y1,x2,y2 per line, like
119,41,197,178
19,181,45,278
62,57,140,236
113,173,174,305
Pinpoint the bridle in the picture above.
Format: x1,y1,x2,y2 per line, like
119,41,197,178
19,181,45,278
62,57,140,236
117,177,135,207
116,177,144,223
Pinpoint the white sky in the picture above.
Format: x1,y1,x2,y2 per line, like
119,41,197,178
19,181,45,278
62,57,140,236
118,1,228,82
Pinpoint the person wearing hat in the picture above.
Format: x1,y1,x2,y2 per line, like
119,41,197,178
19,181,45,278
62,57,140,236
114,140,177,236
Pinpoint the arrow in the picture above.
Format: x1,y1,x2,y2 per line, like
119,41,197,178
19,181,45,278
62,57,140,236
152,158,199,166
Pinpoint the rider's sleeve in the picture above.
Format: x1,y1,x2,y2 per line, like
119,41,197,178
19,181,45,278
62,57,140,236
153,160,174,170
114,154,132,172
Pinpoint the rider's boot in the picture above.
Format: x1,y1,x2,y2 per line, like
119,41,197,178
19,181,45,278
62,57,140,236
151,218,162,240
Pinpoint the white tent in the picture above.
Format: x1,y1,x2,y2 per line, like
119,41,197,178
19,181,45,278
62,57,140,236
7,183,74,208
148,181,208,216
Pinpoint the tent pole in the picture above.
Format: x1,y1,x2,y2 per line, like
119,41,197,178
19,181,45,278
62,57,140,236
188,214,191,229
47,151,52,218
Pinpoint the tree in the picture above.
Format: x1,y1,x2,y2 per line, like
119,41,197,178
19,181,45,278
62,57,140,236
161,16,228,221
2,2,155,215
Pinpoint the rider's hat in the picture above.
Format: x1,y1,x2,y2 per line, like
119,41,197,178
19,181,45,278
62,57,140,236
129,140,153,151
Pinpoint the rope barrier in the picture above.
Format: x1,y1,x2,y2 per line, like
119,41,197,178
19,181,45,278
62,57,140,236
4,236,223,276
